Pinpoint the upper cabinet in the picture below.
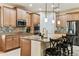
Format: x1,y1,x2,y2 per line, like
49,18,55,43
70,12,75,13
31,13,40,25
56,12,79,28
16,8,26,20
26,13,32,27
3,7,10,26
16,8,32,27
3,7,16,27
0,4,40,29
9,8,16,27
67,13,79,21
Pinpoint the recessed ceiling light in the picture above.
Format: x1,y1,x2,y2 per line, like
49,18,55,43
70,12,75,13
39,8,42,11
29,4,32,7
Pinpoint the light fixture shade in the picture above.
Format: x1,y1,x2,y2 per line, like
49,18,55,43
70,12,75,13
55,8,60,12
57,20,60,25
45,18,48,23
52,20,55,24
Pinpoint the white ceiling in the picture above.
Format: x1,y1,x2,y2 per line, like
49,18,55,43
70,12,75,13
6,3,79,12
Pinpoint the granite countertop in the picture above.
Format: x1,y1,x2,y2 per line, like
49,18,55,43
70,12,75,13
20,34,65,43
0,32,16,36
0,32,33,36
20,35,49,43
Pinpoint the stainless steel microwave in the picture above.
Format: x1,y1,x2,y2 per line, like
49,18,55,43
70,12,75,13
16,20,26,27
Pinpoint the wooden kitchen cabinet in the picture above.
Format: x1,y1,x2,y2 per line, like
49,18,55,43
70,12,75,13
67,12,79,21
26,13,32,27
3,7,16,27
16,8,26,20
20,38,44,56
16,8,22,19
0,36,2,51
3,7,10,26
9,8,16,27
20,39,31,56
32,13,40,25
13,35,20,48
30,13,40,34
1,35,20,52
21,10,26,19
5,36,13,50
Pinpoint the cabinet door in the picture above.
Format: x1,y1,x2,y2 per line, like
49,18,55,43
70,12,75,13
67,14,76,21
20,39,31,56
21,10,26,19
26,13,31,27
67,14,71,21
10,9,16,27
17,8,26,19
32,14,40,25
67,13,79,21
0,36,2,51
13,36,20,48
73,13,79,20
5,36,13,50
3,7,10,26
17,8,22,19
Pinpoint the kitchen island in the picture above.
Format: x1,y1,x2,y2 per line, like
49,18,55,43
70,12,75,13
20,35,49,56
20,34,66,56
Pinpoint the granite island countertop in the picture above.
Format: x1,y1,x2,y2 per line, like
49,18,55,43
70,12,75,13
20,33,66,43
20,35,49,43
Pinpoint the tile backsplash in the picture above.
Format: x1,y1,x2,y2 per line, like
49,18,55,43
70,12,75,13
18,27,26,32
0,26,15,33
0,26,27,34
55,27,67,33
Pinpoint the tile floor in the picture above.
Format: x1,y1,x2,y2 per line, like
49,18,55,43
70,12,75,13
0,48,20,56
0,46,79,56
73,46,79,56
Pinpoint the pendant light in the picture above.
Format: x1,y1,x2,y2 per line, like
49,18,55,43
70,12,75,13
57,3,60,25
52,20,55,24
52,3,55,24
45,3,48,23
57,20,60,25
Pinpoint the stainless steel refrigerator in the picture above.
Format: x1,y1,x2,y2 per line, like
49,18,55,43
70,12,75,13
67,21,79,45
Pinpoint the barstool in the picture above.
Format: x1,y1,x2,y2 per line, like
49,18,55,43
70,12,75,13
66,35,73,56
45,38,61,56
60,36,69,56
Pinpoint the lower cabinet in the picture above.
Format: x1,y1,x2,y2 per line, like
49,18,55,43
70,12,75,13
20,39,42,56
0,36,2,51
1,35,20,52
20,39,31,56
5,36,13,50
13,36,20,48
